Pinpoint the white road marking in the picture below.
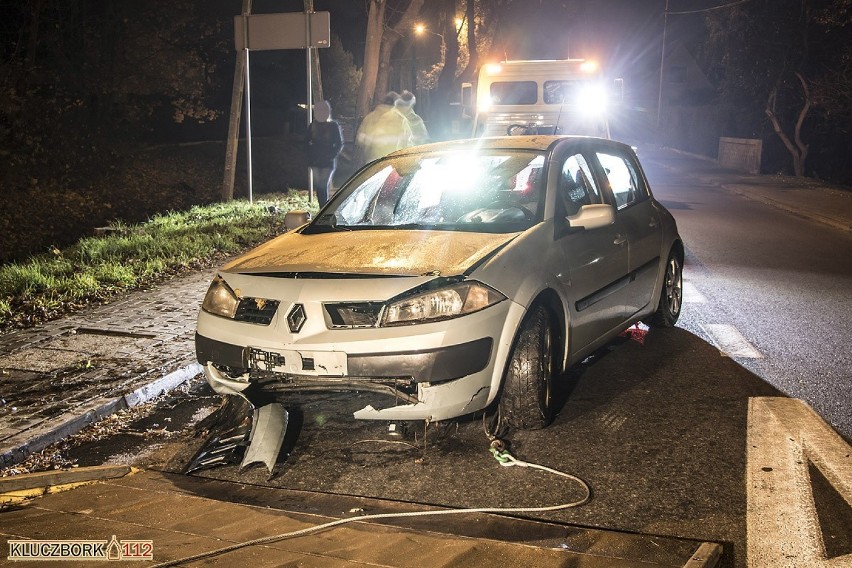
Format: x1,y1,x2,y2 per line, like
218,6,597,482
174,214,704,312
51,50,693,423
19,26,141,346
682,281,707,303
747,397,852,567
700,323,763,358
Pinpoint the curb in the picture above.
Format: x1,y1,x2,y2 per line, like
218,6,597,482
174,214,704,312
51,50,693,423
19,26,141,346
0,465,132,493
0,361,201,469
719,183,852,233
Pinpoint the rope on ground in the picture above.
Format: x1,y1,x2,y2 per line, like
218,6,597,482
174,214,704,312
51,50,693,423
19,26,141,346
151,444,591,568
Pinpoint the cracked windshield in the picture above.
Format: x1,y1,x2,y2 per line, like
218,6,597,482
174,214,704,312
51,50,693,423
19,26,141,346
314,150,546,232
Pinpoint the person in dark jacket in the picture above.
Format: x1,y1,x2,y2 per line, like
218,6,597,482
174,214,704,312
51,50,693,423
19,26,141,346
307,100,343,206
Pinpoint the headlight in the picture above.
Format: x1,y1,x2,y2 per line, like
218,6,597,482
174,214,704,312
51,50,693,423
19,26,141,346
577,84,607,115
202,275,239,319
382,281,506,326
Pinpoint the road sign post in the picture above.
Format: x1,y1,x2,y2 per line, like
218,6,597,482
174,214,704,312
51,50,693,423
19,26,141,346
224,11,331,203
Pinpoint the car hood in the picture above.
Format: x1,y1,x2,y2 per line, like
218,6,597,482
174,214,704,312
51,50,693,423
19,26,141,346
222,229,520,276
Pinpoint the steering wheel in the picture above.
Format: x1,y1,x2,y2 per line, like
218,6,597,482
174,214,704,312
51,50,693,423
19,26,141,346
486,200,535,220
458,201,535,223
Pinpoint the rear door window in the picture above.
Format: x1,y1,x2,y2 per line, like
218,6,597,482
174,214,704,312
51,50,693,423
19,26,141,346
558,154,601,216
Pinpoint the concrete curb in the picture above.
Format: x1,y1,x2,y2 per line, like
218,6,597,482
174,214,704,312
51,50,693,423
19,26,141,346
0,361,201,468
0,465,132,493
662,145,717,163
719,183,852,233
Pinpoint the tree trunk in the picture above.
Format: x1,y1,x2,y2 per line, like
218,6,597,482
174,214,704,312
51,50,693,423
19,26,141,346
374,0,425,104
25,0,45,71
432,0,461,138
221,0,253,201
459,0,478,83
765,74,811,177
356,0,386,119
374,38,396,103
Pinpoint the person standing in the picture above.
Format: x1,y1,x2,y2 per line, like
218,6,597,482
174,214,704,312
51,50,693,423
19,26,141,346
355,91,399,166
307,100,343,207
368,93,417,161
395,91,429,146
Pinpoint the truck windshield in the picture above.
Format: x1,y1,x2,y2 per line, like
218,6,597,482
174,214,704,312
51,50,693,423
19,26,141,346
543,80,589,104
489,81,538,105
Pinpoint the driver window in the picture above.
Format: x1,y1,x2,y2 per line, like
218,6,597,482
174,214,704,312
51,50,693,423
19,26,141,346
559,154,600,216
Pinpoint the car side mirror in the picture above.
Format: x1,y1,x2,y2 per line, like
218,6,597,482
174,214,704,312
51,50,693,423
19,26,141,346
284,209,312,231
566,204,615,230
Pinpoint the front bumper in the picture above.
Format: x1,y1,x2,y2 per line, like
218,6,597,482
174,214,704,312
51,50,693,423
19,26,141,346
196,332,492,385
197,334,495,422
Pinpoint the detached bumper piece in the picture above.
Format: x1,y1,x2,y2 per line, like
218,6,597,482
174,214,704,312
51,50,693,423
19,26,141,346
185,395,288,475
240,402,288,473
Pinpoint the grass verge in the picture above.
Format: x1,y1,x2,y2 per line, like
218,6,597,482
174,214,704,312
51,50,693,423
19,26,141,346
0,192,314,331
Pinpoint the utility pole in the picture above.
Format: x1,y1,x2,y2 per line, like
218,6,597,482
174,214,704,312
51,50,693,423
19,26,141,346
656,0,669,131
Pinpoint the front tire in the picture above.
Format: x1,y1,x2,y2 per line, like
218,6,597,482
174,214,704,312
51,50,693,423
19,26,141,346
648,250,683,327
498,306,554,430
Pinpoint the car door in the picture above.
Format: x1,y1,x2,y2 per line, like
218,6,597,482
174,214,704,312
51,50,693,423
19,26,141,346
592,148,663,317
552,149,631,354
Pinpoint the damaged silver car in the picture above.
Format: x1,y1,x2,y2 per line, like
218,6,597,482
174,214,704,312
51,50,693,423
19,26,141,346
195,136,683,448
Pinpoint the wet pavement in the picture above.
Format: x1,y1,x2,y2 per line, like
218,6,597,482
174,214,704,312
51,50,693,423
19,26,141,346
0,270,212,467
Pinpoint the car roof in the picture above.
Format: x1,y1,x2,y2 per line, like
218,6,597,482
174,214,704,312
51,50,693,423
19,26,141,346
386,135,631,156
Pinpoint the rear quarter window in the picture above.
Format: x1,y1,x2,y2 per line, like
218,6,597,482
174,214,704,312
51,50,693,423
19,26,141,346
596,151,648,210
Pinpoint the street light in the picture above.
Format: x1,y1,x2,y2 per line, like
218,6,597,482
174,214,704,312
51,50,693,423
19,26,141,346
413,23,446,51
412,24,447,97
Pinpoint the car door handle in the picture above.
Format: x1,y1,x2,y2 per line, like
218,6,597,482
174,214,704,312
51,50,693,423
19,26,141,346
648,219,659,228
613,234,627,246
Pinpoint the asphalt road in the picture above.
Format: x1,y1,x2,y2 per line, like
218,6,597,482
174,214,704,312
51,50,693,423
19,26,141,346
640,147,852,443
53,147,851,568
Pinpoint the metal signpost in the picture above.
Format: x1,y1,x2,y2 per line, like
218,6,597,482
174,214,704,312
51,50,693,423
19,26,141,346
228,10,331,203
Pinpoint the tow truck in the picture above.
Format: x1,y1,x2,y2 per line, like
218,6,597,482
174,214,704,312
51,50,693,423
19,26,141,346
461,59,616,138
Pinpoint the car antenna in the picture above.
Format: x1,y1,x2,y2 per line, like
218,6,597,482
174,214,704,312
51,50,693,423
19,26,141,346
553,85,568,135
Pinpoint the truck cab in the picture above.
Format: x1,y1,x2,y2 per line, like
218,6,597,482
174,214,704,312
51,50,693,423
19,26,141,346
463,59,612,139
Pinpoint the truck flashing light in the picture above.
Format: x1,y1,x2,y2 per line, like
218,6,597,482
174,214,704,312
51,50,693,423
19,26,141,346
580,61,598,73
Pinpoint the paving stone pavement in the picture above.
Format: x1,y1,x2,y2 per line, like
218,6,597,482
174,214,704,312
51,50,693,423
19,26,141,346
0,268,216,467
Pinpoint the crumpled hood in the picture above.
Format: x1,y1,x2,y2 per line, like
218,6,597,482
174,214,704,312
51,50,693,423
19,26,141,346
222,229,519,276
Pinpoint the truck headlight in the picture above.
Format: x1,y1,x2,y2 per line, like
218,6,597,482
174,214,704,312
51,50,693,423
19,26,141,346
202,275,240,319
577,85,607,115
382,281,506,326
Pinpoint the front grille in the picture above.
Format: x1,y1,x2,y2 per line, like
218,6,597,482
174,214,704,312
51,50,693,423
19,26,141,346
325,302,384,328
234,297,279,325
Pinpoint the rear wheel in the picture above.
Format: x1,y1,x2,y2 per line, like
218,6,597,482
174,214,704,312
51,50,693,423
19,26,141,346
648,250,683,327
498,306,554,430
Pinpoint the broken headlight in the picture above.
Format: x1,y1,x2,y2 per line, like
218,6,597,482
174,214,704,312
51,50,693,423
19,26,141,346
381,281,505,326
202,275,239,319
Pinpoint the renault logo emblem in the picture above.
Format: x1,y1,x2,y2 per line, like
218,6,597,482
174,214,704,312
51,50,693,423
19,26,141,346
287,303,306,333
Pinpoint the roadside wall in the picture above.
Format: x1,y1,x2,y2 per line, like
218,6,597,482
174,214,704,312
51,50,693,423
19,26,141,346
718,137,762,174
